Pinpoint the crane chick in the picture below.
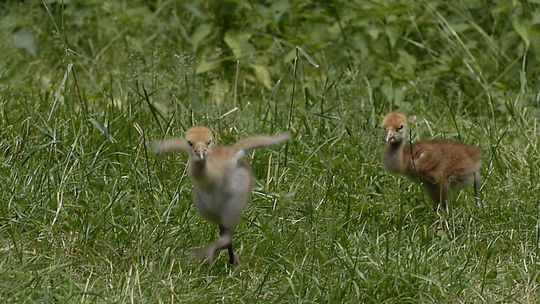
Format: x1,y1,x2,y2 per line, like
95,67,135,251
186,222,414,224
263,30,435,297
381,112,482,209
154,126,291,265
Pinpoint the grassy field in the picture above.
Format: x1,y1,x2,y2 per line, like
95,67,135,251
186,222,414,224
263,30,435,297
1,1,539,303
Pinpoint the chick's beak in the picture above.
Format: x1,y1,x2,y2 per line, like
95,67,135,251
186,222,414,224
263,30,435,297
385,130,395,142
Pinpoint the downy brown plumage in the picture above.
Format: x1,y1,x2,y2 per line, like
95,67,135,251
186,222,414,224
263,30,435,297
153,126,291,265
381,112,482,209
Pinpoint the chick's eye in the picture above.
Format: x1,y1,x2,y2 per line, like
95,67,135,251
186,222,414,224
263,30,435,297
397,125,404,130
187,140,193,147
207,140,212,146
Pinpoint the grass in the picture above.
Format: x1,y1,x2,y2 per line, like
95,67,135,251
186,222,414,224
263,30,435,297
1,1,539,303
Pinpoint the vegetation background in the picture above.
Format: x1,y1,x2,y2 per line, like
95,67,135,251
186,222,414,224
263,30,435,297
1,0,539,302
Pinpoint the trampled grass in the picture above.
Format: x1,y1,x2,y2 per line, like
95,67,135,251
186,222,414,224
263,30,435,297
1,1,539,303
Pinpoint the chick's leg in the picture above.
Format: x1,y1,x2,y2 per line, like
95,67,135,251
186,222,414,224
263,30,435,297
423,181,450,210
473,171,482,207
188,226,233,264
219,225,240,265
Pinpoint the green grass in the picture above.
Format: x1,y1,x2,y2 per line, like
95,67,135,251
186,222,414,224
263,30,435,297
1,0,539,303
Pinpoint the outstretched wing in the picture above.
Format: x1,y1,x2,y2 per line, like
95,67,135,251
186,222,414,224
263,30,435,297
152,138,189,154
231,132,291,161
233,133,291,153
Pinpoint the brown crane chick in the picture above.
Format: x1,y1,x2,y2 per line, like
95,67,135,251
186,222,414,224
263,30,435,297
381,112,482,209
153,126,291,265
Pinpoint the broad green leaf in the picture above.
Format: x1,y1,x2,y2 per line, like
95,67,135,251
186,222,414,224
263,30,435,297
191,23,213,51
367,25,380,39
512,18,530,46
195,59,220,74
385,25,398,49
270,0,292,22
224,30,254,59
251,64,272,89
529,28,540,58
398,49,416,75
532,12,540,24
352,34,369,55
